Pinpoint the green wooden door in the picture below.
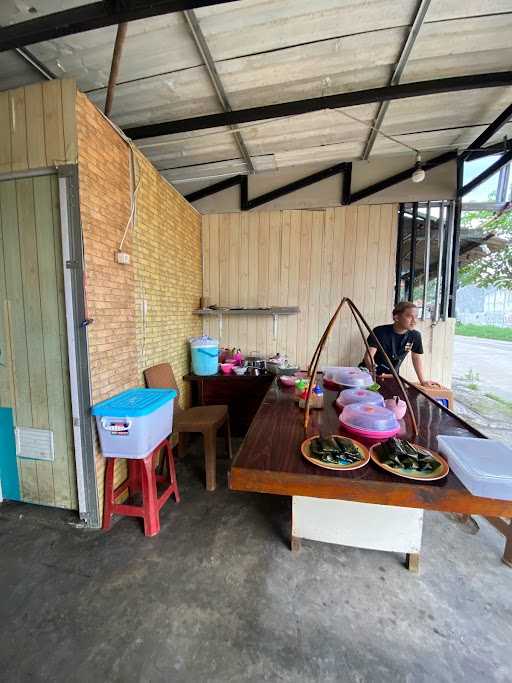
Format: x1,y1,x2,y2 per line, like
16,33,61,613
0,175,77,509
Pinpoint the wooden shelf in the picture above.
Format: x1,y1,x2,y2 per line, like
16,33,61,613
193,307,299,317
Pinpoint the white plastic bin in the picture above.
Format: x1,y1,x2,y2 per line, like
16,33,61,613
92,388,177,459
437,435,512,501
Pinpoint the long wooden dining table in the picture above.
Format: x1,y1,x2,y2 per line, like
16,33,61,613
229,376,512,571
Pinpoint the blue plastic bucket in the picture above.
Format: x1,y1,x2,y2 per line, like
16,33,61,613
190,336,219,375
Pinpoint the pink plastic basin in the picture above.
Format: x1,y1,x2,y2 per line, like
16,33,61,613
339,421,400,440
220,363,234,375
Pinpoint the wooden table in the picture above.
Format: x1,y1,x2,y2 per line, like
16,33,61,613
184,372,274,436
230,377,512,569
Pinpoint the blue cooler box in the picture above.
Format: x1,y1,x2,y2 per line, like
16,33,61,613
92,388,177,459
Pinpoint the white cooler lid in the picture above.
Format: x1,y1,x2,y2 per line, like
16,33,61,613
437,435,512,481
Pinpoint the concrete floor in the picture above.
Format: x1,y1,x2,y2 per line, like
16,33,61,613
1,448,511,683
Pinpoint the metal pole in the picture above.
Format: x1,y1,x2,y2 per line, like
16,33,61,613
361,0,431,159
448,157,464,318
434,201,445,321
409,203,418,301
442,202,455,319
183,9,255,174
104,22,128,118
421,201,431,319
341,162,352,205
395,204,405,305
496,162,511,203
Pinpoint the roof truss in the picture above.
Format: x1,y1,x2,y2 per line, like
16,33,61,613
124,72,512,139
0,0,240,52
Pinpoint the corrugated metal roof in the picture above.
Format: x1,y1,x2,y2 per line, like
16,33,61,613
1,0,511,181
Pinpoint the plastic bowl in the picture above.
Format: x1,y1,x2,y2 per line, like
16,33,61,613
339,402,399,439
233,366,247,376
220,363,234,375
336,388,384,410
279,375,296,387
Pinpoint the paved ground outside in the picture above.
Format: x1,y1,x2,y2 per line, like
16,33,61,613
453,336,512,444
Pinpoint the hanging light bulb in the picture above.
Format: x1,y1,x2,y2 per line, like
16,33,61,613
412,152,426,183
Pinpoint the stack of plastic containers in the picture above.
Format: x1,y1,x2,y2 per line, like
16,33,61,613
339,403,400,440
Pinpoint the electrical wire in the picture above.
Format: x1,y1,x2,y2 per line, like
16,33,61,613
332,108,419,154
119,148,141,251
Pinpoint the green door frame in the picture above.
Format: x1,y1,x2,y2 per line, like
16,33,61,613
0,165,99,527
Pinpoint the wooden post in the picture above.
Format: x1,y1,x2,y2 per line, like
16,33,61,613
104,22,128,118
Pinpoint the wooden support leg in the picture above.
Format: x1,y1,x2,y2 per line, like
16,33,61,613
178,432,188,459
406,553,420,573
484,517,512,568
102,457,115,530
291,535,302,553
502,520,512,568
225,416,232,460
141,453,160,537
203,429,217,492
165,440,181,504
127,459,140,497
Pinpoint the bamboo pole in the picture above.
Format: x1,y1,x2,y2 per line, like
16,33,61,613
303,297,418,438
307,297,347,377
347,299,418,436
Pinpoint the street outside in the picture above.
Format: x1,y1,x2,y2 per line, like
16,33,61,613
452,336,512,443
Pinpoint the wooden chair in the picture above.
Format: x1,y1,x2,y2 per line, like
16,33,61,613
144,363,232,491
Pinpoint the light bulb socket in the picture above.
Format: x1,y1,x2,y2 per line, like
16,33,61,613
412,153,425,183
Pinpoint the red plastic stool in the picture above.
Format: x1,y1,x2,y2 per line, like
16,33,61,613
102,437,180,537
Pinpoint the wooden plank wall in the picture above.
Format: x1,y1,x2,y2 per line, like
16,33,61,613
202,207,456,383
400,318,456,388
0,176,77,508
202,206,398,369
0,80,77,174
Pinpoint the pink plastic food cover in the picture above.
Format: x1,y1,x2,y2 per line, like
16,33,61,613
323,366,373,388
336,388,384,409
341,403,399,432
